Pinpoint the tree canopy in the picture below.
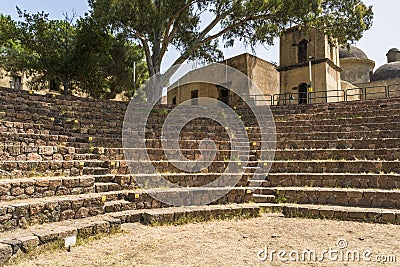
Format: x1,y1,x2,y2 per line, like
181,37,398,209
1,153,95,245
89,0,373,79
0,9,148,99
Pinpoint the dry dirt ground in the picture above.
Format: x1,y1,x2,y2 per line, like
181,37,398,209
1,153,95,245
8,214,400,267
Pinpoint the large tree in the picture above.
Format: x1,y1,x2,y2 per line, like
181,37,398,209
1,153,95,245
89,0,373,79
0,10,148,99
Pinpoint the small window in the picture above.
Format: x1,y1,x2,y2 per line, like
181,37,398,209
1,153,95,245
10,76,22,90
191,90,198,105
172,96,177,105
298,39,308,63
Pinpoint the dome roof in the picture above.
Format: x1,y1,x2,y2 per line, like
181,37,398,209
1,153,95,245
371,62,400,81
339,46,369,59
388,48,400,53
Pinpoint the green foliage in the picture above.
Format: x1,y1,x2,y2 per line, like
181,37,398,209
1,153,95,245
72,17,148,98
89,0,373,80
0,9,148,99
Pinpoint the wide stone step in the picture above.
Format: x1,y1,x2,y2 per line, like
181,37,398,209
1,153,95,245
0,202,262,265
0,161,126,178
126,160,400,174
248,173,400,189
0,187,255,232
1,158,399,178
280,203,400,225
66,147,399,162
0,176,96,201
2,115,400,140
252,194,276,203
271,187,400,209
95,182,122,193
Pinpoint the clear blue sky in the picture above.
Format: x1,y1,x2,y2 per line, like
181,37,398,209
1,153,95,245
0,0,398,70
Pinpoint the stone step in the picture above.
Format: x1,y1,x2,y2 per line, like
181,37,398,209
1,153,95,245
103,199,135,213
94,174,117,183
63,147,399,162
280,203,400,225
125,160,400,175
0,202,263,264
2,117,400,138
2,111,400,140
0,176,96,201
248,173,400,189
3,96,400,125
252,194,276,203
0,140,400,167
1,158,399,179
82,167,111,176
271,187,400,209
95,182,122,193
0,187,255,232
3,129,400,151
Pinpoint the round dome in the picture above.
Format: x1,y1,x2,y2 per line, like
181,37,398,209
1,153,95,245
388,48,399,53
339,46,368,59
371,62,400,81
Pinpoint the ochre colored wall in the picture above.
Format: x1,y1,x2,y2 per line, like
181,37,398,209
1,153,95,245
167,53,280,106
340,58,375,84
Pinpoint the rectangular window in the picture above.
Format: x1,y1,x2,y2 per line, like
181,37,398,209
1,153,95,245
191,90,198,105
10,76,22,90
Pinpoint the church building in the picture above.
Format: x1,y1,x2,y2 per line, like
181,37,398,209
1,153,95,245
167,26,400,106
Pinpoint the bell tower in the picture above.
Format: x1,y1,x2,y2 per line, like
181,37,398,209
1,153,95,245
278,27,342,104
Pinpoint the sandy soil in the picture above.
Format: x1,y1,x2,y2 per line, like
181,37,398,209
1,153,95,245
9,214,400,267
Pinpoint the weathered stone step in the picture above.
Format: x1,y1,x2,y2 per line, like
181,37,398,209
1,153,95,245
271,187,400,209
2,116,399,139
103,199,135,213
0,202,263,264
0,187,255,232
95,182,122,193
248,173,400,189
274,148,400,161
0,161,126,178
82,167,113,176
144,137,400,150
280,203,400,224
0,190,126,232
126,160,400,174
64,147,400,162
2,158,399,178
252,194,276,203
0,176,95,201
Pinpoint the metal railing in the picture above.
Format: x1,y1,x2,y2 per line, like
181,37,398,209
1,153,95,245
240,84,400,106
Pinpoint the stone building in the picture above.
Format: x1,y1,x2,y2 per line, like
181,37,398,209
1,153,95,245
339,46,375,84
0,69,28,90
167,53,280,106
277,27,342,104
342,47,400,99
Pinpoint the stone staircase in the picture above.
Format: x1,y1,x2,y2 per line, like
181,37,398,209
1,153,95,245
0,85,400,263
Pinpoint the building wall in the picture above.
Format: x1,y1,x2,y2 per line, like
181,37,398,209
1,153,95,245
0,69,31,90
280,28,338,69
247,55,280,97
167,82,219,105
167,53,280,106
340,58,375,84
279,63,342,104
278,27,341,104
